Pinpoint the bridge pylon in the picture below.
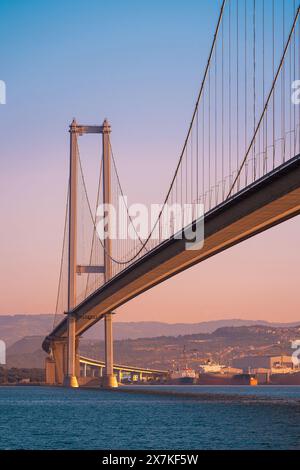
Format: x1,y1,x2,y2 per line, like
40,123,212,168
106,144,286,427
101,119,118,388
60,118,118,389
63,118,79,388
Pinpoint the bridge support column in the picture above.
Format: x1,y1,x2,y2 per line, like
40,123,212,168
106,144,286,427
63,119,79,388
75,337,80,378
63,316,79,388
45,357,56,385
102,312,118,388
44,339,67,385
101,120,117,389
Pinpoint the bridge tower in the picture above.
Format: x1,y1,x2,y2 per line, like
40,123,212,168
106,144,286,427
63,118,79,388
62,118,118,388
101,120,118,388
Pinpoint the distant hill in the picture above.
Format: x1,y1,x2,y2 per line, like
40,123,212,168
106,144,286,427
6,336,47,368
80,323,300,370
94,319,300,340
0,314,299,347
0,315,60,346
5,323,300,370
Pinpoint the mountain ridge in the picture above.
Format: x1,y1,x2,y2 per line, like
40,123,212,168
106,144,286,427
1,314,300,346
6,322,300,369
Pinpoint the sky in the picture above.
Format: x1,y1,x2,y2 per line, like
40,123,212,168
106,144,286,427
0,0,299,324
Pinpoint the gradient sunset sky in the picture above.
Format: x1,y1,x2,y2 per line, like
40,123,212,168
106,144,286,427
0,0,299,324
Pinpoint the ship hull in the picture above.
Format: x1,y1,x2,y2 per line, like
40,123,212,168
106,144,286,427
169,377,196,385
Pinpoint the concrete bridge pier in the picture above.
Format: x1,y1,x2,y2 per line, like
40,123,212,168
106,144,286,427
45,338,67,385
63,316,79,388
45,337,79,386
102,312,118,388
45,357,56,385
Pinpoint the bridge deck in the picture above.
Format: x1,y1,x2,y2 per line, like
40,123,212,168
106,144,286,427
43,155,300,351
79,356,166,375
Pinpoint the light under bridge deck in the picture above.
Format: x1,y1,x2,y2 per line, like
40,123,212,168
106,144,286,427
43,154,300,351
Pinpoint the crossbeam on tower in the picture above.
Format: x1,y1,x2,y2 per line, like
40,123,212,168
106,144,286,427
76,265,105,274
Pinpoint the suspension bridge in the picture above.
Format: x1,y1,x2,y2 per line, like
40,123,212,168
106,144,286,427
43,0,300,387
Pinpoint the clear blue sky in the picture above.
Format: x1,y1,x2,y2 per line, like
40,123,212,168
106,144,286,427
0,0,221,188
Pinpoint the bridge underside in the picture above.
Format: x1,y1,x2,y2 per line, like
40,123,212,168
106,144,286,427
78,356,166,386
43,155,300,354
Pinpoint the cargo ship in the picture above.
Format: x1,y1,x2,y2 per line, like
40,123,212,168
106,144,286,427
170,367,197,384
169,346,197,384
269,371,300,385
198,372,258,385
232,373,258,386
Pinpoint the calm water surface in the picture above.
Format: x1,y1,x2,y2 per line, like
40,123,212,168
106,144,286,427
0,385,300,449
